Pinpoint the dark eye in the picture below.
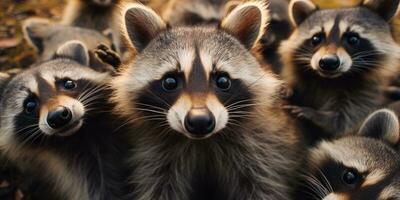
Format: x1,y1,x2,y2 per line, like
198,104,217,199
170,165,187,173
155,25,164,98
346,33,360,46
24,98,38,114
216,75,231,90
341,169,360,186
311,33,325,46
162,76,178,91
63,79,77,90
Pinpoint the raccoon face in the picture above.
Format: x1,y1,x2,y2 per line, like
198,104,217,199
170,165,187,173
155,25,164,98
0,41,110,140
283,0,400,79
22,18,112,62
114,2,277,140
297,109,400,200
163,0,239,26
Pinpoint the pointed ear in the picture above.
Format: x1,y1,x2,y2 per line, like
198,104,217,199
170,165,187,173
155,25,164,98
220,1,269,50
55,40,90,66
22,18,51,53
361,0,400,21
122,3,167,52
359,109,400,145
0,69,20,93
289,0,318,27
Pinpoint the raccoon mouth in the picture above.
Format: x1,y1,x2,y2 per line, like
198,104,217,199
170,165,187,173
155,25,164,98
55,120,83,137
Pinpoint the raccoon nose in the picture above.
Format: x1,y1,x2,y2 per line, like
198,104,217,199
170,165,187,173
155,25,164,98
319,55,340,71
184,108,216,136
47,106,72,129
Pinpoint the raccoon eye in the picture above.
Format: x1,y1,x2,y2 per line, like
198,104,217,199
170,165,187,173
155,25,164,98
346,34,360,46
162,77,178,91
63,79,77,90
311,33,324,46
341,169,360,186
216,75,231,90
24,98,38,114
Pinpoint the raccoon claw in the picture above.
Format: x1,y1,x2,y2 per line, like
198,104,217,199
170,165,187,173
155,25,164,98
283,105,312,119
95,44,121,70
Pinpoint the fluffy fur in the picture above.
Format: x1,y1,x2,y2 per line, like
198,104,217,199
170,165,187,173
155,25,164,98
22,18,114,72
294,109,400,200
280,0,400,144
113,2,303,200
0,41,126,200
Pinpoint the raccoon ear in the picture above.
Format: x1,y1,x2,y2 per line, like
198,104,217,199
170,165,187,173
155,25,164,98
123,3,167,52
223,0,242,16
361,0,400,21
55,40,90,66
289,0,318,27
358,109,400,145
220,1,269,50
22,18,52,54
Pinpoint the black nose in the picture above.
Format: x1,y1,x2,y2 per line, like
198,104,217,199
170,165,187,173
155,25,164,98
319,55,341,71
184,108,216,136
47,106,72,129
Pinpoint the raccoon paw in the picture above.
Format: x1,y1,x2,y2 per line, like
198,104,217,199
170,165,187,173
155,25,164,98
283,105,313,119
95,44,121,70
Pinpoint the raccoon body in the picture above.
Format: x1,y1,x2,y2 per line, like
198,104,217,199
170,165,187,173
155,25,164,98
280,0,400,143
22,18,114,72
295,109,400,200
0,41,126,200
113,3,303,200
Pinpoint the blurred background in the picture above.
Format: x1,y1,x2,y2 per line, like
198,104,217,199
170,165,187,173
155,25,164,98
0,0,393,70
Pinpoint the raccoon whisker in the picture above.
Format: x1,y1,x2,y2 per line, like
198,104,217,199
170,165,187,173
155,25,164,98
301,175,328,199
15,124,39,135
78,84,104,101
79,84,109,102
225,99,255,109
133,103,167,112
134,108,167,115
316,168,333,193
113,115,167,133
18,127,42,148
301,173,329,198
351,49,383,58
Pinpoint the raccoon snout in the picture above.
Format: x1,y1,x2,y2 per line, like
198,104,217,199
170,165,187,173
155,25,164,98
47,106,72,129
184,108,216,137
319,55,341,71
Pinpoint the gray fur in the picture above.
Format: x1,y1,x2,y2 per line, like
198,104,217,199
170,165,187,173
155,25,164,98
114,3,303,199
23,19,114,71
295,109,400,199
281,3,400,143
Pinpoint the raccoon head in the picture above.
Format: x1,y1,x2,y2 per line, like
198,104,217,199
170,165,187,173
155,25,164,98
163,0,238,26
297,109,400,200
0,41,111,141
281,0,400,79
114,2,279,140
22,18,113,67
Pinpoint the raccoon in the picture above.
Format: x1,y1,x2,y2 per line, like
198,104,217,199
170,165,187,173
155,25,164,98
280,0,400,143
22,18,114,72
161,0,292,74
261,0,292,74
0,41,126,200
294,109,400,200
162,0,239,26
113,2,303,200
